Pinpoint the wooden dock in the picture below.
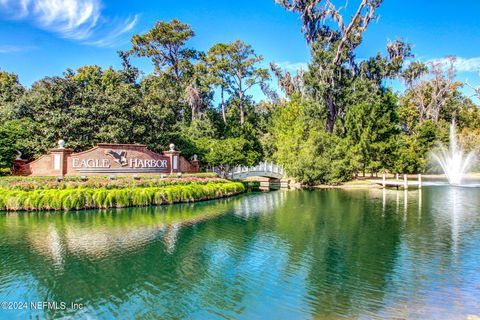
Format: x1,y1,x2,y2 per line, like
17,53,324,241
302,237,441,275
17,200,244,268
370,174,422,189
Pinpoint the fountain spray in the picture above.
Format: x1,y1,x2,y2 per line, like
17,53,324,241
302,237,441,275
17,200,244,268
432,120,476,185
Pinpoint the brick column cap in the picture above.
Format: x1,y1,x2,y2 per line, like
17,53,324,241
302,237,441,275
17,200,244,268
50,148,74,153
162,150,181,155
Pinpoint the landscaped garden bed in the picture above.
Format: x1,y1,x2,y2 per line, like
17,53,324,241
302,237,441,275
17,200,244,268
0,174,245,211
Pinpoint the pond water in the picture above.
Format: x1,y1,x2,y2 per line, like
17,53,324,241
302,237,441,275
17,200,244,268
0,187,479,319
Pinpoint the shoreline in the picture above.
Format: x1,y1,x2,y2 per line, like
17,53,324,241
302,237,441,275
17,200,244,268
306,173,480,189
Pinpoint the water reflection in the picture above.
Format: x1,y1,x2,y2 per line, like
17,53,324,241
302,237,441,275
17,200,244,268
233,190,287,218
0,188,478,319
376,186,480,319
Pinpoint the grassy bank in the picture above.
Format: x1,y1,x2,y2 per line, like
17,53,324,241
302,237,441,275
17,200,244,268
0,181,245,211
310,173,480,189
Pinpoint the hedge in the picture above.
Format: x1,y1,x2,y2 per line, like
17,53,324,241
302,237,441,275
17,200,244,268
0,174,224,191
0,182,245,211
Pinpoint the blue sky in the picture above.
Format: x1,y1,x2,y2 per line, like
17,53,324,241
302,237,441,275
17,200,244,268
1,0,480,100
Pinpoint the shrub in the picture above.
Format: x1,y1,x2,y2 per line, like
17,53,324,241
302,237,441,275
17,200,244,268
0,168,11,176
0,181,245,211
0,175,227,191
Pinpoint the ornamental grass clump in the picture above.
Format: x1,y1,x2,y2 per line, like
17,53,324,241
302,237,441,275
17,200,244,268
0,181,245,211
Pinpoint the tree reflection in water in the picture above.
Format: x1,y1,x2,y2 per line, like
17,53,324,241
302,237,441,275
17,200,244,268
0,188,479,319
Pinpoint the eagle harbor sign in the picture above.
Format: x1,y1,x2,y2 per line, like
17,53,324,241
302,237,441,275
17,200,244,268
70,148,170,174
13,142,200,176
71,152,169,169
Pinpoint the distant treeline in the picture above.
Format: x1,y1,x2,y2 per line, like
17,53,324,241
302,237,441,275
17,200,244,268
1,3,480,184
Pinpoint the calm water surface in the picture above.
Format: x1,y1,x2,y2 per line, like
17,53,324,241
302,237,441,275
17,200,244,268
0,187,479,319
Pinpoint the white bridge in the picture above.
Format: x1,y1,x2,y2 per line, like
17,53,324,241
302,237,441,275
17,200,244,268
211,162,285,180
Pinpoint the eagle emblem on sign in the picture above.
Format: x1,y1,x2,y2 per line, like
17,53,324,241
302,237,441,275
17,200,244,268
106,150,128,166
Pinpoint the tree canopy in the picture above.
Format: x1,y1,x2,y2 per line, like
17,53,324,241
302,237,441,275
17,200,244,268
1,10,480,183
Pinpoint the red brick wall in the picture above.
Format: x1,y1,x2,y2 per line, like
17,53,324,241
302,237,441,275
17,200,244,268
13,144,200,176
14,155,55,176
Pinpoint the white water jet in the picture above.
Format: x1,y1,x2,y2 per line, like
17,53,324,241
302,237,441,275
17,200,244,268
432,120,476,185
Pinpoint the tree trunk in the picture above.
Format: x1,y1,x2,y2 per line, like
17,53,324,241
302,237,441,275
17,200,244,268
239,91,245,126
325,93,336,133
221,86,226,124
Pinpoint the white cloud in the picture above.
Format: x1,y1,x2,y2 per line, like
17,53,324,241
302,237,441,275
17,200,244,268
429,56,480,75
274,61,308,73
85,14,139,47
0,0,138,47
0,44,36,53
278,57,480,76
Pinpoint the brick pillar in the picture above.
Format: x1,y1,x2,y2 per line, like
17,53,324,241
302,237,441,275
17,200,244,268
163,150,181,174
13,159,28,175
190,159,200,173
50,148,73,176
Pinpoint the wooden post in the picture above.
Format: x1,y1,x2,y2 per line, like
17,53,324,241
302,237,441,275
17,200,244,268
396,173,399,180
404,174,408,189
418,174,422,188
382,173,386,188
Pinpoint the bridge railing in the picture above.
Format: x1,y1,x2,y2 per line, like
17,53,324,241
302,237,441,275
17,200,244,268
207,162,284,179
231,162,284,175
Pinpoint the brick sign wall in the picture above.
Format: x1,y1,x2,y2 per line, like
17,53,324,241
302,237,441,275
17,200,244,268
13,144,199,176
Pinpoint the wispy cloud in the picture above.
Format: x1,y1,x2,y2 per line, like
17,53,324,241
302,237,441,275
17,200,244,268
85,14,139,47
429,56,480,75
0,44,36,53
0,0,138,47
277,57,480,76
275,61,308,73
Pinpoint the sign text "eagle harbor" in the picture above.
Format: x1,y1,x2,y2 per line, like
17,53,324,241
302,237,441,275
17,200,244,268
72,158,168,169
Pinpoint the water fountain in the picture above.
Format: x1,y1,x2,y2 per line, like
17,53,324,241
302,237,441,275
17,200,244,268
432,120,476,185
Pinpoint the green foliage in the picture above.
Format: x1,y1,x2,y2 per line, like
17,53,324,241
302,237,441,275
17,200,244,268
281,1,412,133
0,181,245,211
0,19,274,169
136,73,184,151
0,175,223,191
344,84,400,174
12,66,143,157
201,40,270,126
0,120,30,172
457,99,480,130
294,130,354,185
0,168,11,176
129,19,197,80
3,14,480,187
394,120,440,173
270,2,480,182
0,71,25,120
204,137,261,168
0,123,17,171
270,99,355,184
394,75,478,174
